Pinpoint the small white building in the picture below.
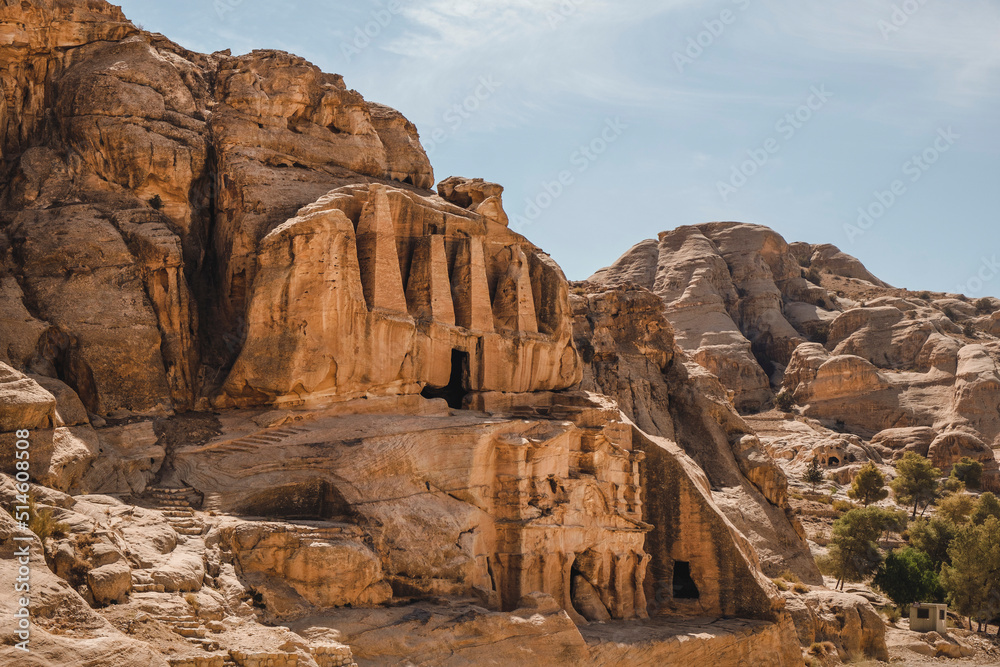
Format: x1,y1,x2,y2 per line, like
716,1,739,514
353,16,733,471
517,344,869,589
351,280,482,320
910,603,948,633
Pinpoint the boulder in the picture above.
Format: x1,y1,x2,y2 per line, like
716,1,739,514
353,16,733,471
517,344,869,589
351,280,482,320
87,561,132,605
783,589,888,661
0,362,55,432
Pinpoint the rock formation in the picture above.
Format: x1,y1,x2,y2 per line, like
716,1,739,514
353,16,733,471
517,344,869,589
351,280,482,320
593,224,1000,491
0,2,811,665
11,1,1000,665
570,282,820,583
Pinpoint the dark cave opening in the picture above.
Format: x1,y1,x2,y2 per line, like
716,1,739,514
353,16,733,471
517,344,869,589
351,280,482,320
421,349,469,410
672,561,700,599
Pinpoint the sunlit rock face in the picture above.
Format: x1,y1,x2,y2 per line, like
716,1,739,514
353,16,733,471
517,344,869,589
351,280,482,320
0,2,922,666
220,180,582,407
0,0,578,415
594,224,1000,491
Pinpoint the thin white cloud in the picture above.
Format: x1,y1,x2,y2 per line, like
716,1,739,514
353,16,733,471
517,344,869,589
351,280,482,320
379,0,703,115
754,0,1000,102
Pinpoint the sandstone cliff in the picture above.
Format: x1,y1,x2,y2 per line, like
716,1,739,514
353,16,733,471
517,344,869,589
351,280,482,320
570,282,820,583
0,2,829,666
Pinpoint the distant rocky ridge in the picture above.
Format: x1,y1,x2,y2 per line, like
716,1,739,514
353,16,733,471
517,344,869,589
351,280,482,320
593,224,1000,491
1,1,995,666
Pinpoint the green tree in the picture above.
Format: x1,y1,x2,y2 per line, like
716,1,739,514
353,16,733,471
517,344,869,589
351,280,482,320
971,492,1000,526
873,547,941,609
879,508,909,544
940,516,1000,632
827,507,892,590
936,492,977,525
908,516,958,568
951,457,984,490
847,462,889,507
890,452,941,519
804,458,825,492
940,476,966,496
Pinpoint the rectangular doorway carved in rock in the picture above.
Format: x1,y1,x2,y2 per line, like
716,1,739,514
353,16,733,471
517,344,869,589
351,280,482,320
421,349,469,409
672,561,700,599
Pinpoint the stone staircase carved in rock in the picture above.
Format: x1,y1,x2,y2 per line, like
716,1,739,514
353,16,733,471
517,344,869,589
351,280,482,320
153,612,220,654
146,486,207,537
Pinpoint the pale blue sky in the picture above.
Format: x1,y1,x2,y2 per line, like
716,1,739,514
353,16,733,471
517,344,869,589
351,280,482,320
118,0,999,296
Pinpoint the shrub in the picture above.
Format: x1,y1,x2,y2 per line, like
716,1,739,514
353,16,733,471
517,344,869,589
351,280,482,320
25,498,69,541
917,291,931,300
940,476,965,496
184,592,202,613
974,297,994,315
148,194,164,210
805,268,822,285
808,641,837,656
833,499,856,513
775,389,794,412
772,578,789,591
963,324,976,338
883,605,902,623
909,516,957,567
814,553,836,577
792,582,810,594
936,492,976,525
778,569,801,584
971,492,1000,525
